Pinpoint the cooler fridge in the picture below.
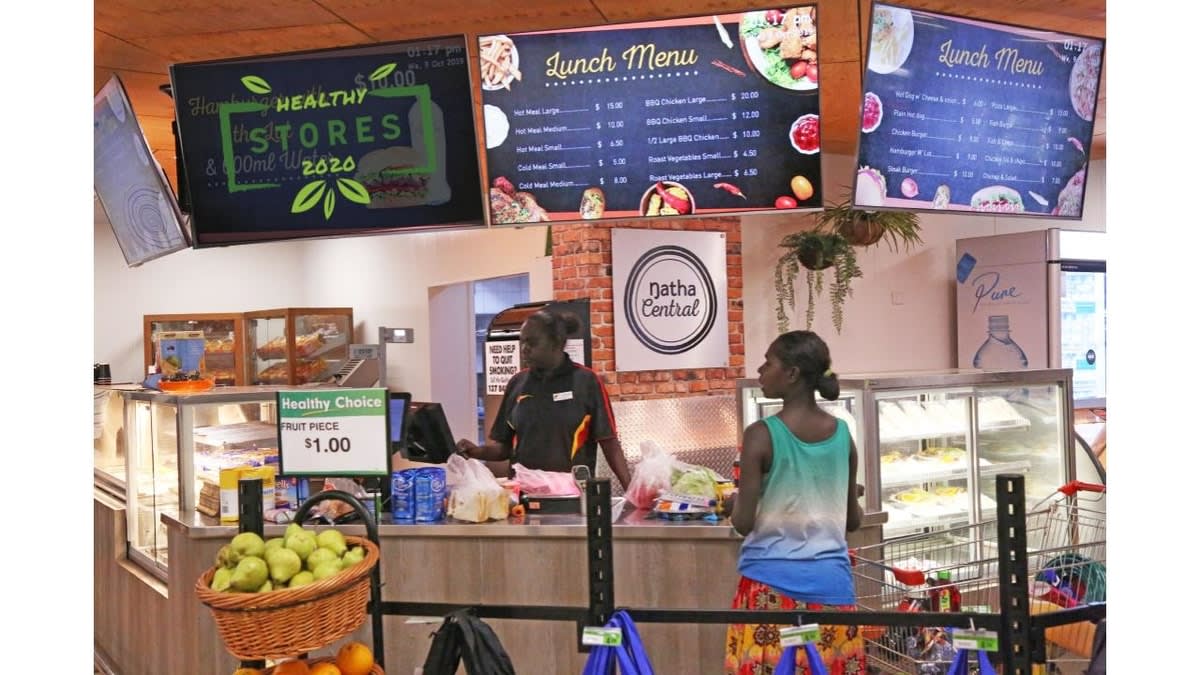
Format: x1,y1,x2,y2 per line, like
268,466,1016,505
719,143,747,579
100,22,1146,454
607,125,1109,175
955,229,1107,409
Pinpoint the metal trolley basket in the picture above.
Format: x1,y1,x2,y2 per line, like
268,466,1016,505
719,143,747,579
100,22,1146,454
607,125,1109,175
851,481,1106,674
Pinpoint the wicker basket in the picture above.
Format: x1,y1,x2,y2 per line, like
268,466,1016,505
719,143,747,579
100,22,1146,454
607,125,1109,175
195,535,380,661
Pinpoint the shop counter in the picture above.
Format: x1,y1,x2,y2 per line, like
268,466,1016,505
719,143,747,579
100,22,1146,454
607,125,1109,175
140,504,886,674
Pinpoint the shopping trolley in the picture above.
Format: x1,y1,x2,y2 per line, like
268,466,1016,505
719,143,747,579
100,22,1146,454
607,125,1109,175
851,480,1106,674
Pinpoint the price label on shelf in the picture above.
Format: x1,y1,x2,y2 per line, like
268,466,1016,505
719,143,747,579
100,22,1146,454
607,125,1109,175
779,624,821,647
581,626,622,647
277,388,389,477
952,628,999,652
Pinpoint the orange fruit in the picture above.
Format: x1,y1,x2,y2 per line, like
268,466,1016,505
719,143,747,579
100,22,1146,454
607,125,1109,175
234,669,264,675
309,664,341,675
272,661,310,675
335,641,375,675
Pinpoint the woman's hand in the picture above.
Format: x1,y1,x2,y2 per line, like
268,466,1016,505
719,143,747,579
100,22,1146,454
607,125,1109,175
455,439,480,458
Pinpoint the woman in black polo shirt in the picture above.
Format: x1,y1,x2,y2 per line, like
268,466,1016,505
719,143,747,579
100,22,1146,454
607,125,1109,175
456,309,632,489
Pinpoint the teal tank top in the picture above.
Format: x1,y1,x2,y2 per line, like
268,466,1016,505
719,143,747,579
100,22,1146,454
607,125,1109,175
737,415,854,604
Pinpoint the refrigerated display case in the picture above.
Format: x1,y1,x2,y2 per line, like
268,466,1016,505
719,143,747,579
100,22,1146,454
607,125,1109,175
143,313,248,385
121,387,281,578
246,308,353,386
737,369,1075,540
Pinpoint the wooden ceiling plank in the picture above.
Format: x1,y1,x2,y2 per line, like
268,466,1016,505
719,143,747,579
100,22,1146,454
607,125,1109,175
96,0,344,40
131,24,371,63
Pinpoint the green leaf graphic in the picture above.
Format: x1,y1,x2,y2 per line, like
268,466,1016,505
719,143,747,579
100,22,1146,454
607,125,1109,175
291,180,326,214
241,75,272,94
336,178,371,205
369,63,397,82
323,189,336,220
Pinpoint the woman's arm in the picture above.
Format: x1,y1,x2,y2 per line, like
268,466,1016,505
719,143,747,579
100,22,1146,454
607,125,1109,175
730,421,771,536
599,437,632,489
455,438,511,462
846,437,863,533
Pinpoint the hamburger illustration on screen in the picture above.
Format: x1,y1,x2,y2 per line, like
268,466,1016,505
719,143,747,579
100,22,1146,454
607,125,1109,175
353,99,451,208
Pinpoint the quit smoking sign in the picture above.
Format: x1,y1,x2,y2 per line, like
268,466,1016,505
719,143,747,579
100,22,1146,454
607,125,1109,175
486,340,521,395
276,388,389,477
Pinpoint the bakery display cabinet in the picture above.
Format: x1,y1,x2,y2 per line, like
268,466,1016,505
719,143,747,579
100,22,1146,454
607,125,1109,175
737,369,1075,540
245,308,353,386
121,387,280,578
144,313,247,385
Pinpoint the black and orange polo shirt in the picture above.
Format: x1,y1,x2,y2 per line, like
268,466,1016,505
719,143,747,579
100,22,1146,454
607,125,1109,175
489,354,617,474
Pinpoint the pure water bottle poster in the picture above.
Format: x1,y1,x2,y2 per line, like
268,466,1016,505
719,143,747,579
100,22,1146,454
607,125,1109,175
956,260,1048,369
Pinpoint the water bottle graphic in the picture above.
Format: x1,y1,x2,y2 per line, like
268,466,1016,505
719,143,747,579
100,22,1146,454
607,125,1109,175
972,315,1029,369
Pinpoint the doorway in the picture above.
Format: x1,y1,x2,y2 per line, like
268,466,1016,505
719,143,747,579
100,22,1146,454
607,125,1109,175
473,274,530,442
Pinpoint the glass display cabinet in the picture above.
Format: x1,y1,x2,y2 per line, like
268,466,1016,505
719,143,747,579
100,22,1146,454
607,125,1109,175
245,308,353,386
143,313,247,385
122,387,280,578
737,369,1075,540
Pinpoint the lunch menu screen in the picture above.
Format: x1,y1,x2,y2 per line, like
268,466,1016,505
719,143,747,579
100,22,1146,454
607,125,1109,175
478,8,824,225
855,3,1104,218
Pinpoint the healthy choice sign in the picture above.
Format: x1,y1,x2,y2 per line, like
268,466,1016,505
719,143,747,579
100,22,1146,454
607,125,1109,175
612,228,729,371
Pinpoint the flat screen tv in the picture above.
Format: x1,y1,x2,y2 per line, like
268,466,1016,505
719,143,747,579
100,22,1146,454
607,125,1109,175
94,74,190,266
854,2,1104,219
405,401,456,464
477,7,823,225
169,36,485,247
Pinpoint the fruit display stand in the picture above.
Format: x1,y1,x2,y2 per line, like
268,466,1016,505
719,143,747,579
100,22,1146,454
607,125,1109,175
195,486,386,672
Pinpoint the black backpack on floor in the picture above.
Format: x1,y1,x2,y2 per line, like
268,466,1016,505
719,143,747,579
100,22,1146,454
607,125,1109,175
422,609,517,675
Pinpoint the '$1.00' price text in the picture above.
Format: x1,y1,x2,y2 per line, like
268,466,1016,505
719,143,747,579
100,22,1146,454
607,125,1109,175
306,437,352,453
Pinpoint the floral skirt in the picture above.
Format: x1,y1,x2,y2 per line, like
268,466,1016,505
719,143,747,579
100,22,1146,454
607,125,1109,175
724,576,866,675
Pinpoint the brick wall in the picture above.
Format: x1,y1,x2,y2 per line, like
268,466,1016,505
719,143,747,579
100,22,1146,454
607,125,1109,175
551,218,746,401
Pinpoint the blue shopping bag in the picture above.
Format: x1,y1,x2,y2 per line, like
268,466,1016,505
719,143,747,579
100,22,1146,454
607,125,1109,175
948,648,997,675
773,643,828,675
580,610,655,675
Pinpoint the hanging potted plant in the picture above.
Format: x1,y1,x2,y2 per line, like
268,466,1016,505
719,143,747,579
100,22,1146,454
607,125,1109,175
774,230,863,334
815,186,924,252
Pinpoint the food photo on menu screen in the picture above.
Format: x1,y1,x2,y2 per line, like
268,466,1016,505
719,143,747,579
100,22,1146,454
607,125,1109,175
854,2,1104,218
478,7,823,225
169,36,484,247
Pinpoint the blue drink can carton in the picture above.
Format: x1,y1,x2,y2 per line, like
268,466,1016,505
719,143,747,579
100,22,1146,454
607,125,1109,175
414,467,446,522
391,470,416,521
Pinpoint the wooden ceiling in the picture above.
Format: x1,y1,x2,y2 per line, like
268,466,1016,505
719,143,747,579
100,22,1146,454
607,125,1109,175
95,0,1106,193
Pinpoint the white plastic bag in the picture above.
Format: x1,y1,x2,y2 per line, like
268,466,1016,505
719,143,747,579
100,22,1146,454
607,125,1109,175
512,463,580,497
625,441,677,509
446,454,510,523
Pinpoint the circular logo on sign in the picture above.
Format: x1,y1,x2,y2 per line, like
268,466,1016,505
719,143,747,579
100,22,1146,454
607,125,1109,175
624,245,717,355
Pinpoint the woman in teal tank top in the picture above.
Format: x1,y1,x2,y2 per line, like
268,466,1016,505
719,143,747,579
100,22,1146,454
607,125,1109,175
724,331,866,675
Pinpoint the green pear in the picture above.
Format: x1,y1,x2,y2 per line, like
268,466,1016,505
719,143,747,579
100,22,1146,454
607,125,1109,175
264,537,286,553
230,556,269,592
341,546,366,569
306,547,340,572
312,560,342,581
266,547,303,585
316,529,348,557
258,579,273,592
211,567,234,592
215,545,237,569
285,522,306,540
285,531,318,561
229,532,266,563
288,571,315,588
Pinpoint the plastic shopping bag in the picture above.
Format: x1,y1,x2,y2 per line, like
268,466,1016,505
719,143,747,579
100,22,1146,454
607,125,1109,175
947,649,997,675
445,454,510,523
773,643,828,675
580,610,655,675
512,463,580,497
624,441,677,509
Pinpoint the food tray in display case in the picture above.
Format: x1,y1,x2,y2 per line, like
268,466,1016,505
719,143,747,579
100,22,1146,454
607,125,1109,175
144,313,248,385
244,308,353,386
737,368,1076,542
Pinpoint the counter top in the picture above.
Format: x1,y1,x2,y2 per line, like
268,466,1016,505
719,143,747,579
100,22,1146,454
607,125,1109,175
161,504,888,541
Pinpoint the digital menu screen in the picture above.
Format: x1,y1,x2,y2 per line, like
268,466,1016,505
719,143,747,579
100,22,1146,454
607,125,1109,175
170,36,485,247
855,3,1104,218
478,8,822,225
94,75,190,267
